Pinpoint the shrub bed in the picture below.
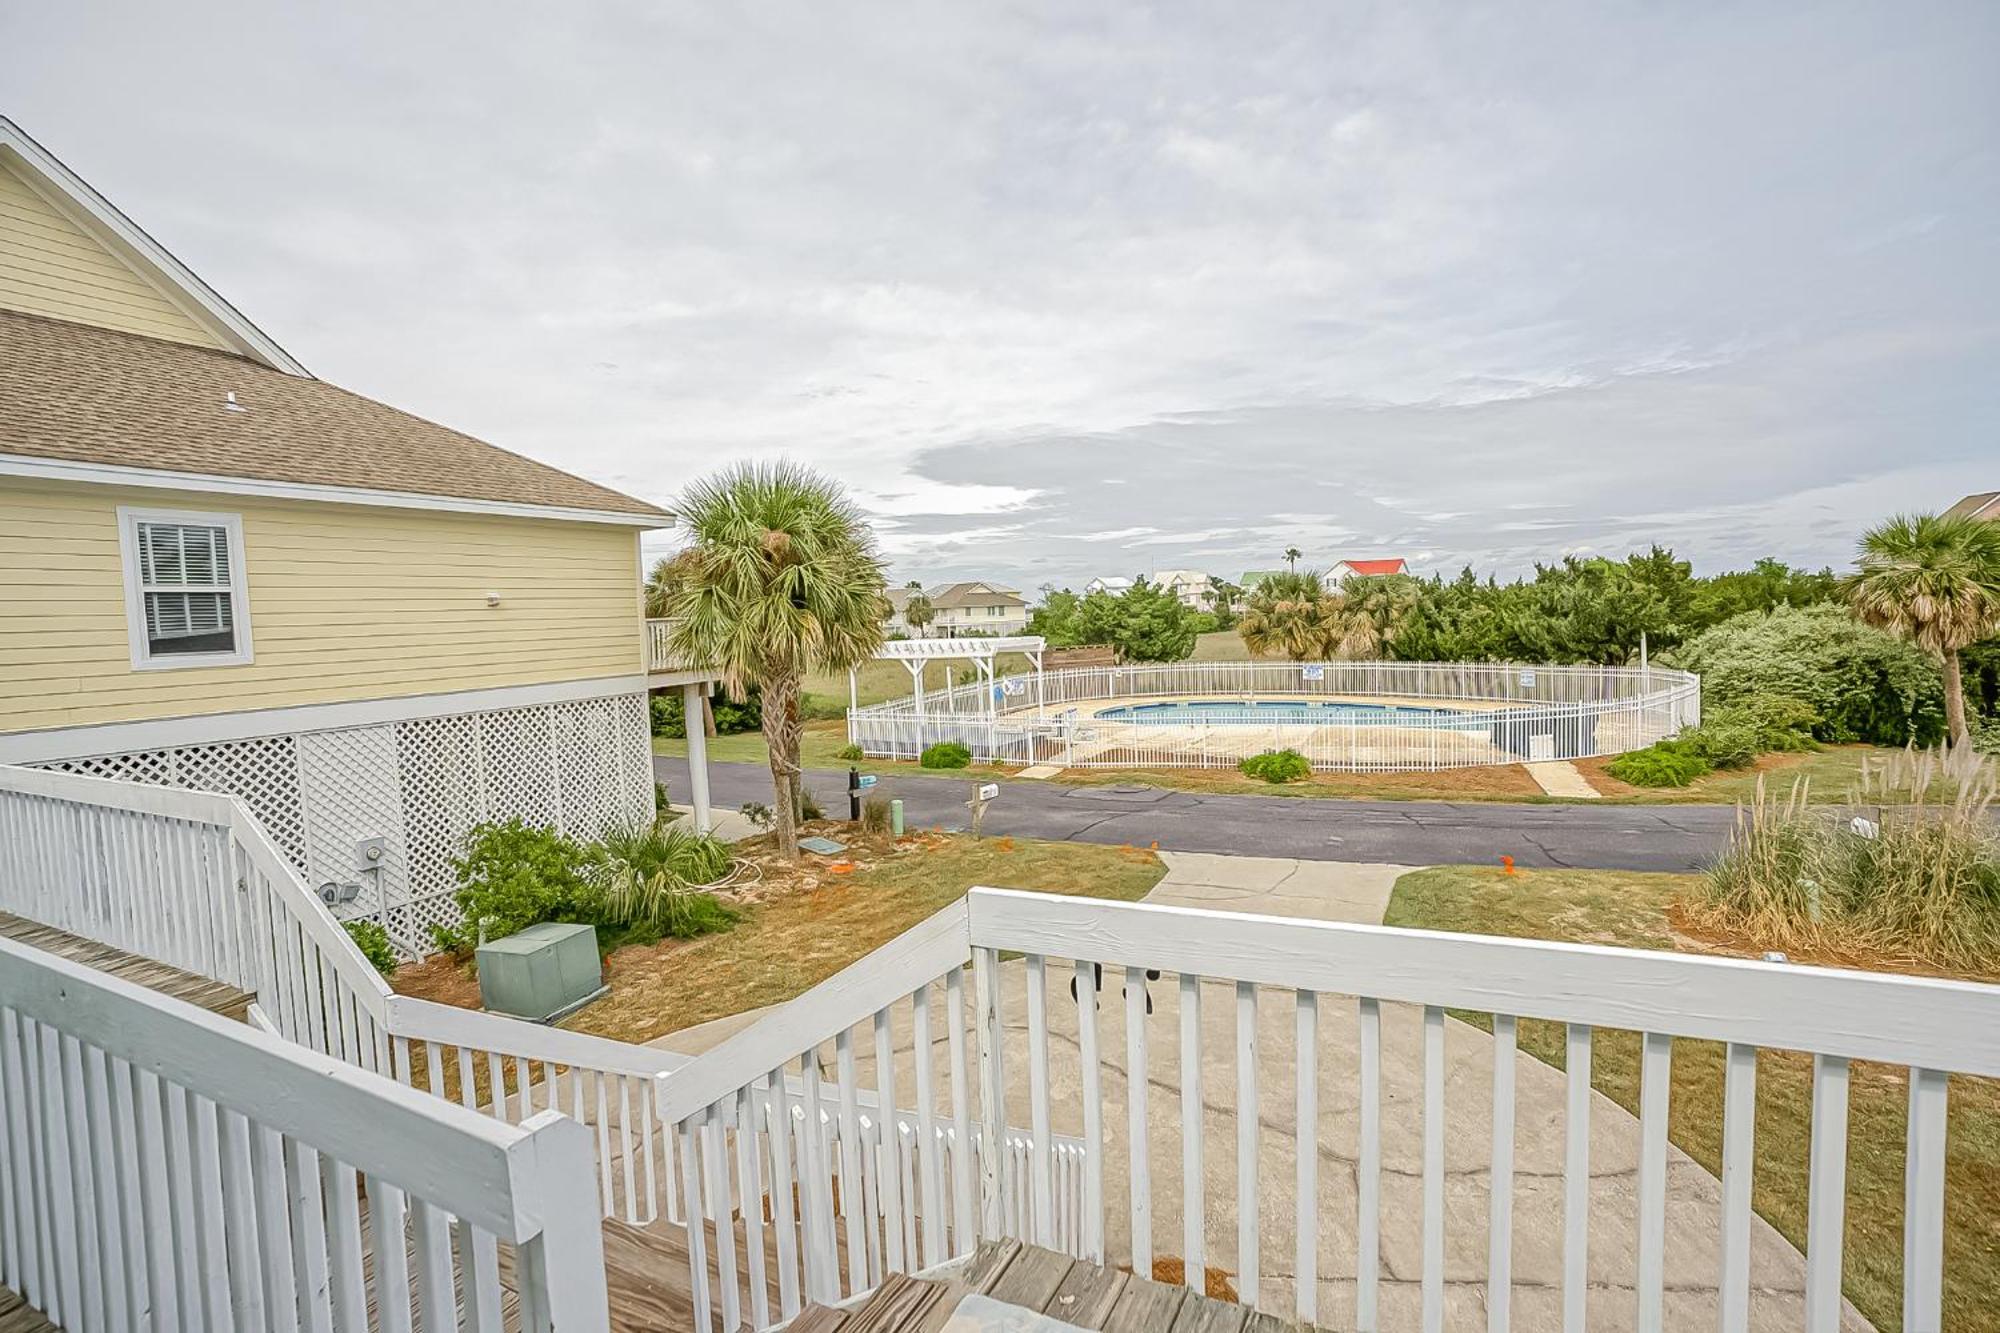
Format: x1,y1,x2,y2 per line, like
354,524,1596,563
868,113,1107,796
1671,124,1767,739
920,741,972,769
1605,742,1712,787
1239,749,1311,783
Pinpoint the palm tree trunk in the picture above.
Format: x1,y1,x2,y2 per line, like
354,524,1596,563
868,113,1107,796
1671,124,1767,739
1944,648,1969,745
701,692,717,738
763,672,804,858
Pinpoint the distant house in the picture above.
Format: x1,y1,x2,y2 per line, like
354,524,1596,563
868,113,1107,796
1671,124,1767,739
1946,492,2000,521
1085,575,1134,595
1148,568,1214,610
1332,558,1409,579
888,580,1029,637
1239,569,1283,591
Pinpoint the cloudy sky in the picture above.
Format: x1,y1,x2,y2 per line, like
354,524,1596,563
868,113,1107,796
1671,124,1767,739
7,3,1996,588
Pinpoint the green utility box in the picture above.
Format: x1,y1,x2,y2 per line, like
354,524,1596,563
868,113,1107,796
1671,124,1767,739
475,922,606,1023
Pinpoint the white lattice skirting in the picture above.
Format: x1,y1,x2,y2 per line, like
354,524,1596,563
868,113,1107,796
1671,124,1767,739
30,692,655,954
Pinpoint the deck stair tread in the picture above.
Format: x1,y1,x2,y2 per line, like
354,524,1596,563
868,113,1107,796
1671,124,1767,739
0,911,254,1020
818,1240,1325,1333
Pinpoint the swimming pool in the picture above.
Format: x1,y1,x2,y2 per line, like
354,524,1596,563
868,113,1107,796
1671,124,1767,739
1096,699,1473,725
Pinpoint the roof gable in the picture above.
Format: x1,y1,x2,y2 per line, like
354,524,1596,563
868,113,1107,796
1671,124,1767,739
0,118,305,374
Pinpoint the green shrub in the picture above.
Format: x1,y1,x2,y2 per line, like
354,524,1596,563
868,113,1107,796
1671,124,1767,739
1605,742,1713,787
651,688,763,738
343,919,398,975
1663,605,1945,746
740,801,773,829
1715,693,1821,752
920,741,972,769
1239,749,1311,783
835,742,865,761
1679,719,1758,770
654,780,671,814
585,821,736,939
861,794,893,834
432,819,593,953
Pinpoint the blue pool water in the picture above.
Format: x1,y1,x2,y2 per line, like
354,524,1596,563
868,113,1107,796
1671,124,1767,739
1097,699,1472,725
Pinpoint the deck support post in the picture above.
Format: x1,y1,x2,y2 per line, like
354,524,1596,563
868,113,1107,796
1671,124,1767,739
682,683,712,833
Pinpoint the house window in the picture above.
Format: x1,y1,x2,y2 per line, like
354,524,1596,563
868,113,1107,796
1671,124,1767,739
118,507,253,669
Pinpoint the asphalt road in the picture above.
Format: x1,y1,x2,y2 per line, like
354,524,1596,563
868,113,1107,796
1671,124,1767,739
653,756,1741,873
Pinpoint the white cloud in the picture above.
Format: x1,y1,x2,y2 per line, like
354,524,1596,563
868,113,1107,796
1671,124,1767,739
4,1,1994,587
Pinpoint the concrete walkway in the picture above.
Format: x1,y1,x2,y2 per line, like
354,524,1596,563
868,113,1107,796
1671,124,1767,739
1143,851,1412,923
1524,761,1603,800
651,856,1869,1331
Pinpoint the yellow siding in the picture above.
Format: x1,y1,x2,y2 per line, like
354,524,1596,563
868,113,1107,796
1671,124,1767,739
0,162,226,349
0,478,646,732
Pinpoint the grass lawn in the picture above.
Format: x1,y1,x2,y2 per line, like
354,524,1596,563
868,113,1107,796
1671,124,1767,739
1384,864,2000,1332
1578,745,1887,804
801,652,1042,714
560,834,1165,1046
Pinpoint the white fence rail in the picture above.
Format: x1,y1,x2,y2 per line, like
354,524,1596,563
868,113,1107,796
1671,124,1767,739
661,887,1994,1333
848,659,1701,771
0,764,699,1230
0,932,608,1332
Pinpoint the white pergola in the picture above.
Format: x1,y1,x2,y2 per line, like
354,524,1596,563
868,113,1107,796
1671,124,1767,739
856,635,1047,720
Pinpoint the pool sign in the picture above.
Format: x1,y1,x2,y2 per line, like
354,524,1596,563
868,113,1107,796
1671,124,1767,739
1001,677,1025,696
1301,664,1325,681
1518,669,1537,688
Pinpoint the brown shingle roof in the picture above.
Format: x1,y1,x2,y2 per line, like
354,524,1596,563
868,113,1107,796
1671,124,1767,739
0,309,668,519
1946,492,2000,521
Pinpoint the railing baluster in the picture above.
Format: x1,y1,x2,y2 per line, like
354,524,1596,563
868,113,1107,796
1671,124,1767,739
1717,1042,1757,1333
705,1103,742,1333
364,1170,411,1333
1902,1066,1948,1333
322,1158,366,1330
1357,995,1381,1333
973,946,1008,1240
1179,970,1203,1289
1295,989,1318,1326
1562,1023,1592,1333
1421,1005,1445,1333
284,1139,331,1333
765,1067,802,1318
945,966,975,1254
1805,1054,1850,1333
676,1115,711,1333
912,982,944,1268
1025,953,1054,1248
1636,1032,1673,1332
736,1083,770,1329
873,1004,908,1274
799,1052,838,1304
618,1075,638,1224
1487,1013,1516,1333
835,1026,869,1295
1236,980,1259,1308
1075,960,1104,1264
1125,964,1152,1280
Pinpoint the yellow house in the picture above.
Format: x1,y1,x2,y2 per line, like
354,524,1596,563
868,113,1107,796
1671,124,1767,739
0,117,718,953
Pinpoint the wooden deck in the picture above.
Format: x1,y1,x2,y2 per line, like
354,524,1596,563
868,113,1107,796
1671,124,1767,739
0,1289,54,1333
786,1240,1312,1333
0,912,254,1021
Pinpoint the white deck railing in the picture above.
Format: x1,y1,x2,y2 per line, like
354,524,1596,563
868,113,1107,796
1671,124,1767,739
0,932,607,1332
647,617,690,674
656,887,1999,1333
0,765,694,1230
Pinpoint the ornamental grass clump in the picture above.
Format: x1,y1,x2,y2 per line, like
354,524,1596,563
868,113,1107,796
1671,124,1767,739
1689,753,2000,972
585,821,737,940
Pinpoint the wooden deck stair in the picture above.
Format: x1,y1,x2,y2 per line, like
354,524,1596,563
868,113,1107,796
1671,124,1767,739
786,1240,1317,1333
0,912,254,1022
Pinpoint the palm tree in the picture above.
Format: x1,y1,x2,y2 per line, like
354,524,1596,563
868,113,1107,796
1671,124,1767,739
1283,546,1303,572
902,580,937,638
1237,570,1342,659
1331,574,1419,658
664,462,889,857
1846,513,2000,744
